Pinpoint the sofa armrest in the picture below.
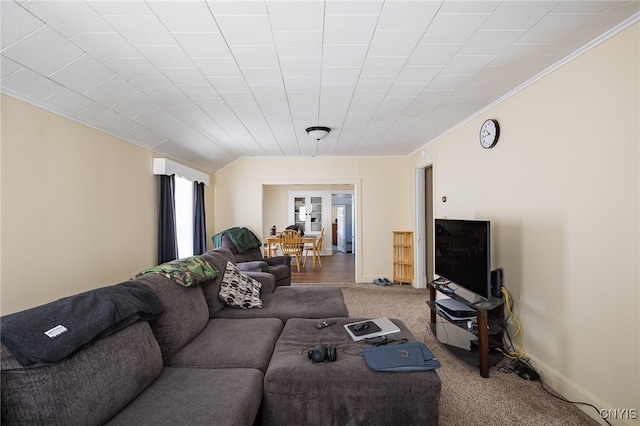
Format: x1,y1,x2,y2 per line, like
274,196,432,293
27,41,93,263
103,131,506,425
236,261,268,273
264,256,291,268
244,271,276,293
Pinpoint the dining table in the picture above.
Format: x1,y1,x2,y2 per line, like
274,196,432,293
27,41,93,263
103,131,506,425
265,235,320,270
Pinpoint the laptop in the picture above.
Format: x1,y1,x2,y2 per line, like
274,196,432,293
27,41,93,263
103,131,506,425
343,317,401,341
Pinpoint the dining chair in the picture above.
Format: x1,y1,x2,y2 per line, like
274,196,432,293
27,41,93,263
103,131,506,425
279,229,304,272
303,227,324,269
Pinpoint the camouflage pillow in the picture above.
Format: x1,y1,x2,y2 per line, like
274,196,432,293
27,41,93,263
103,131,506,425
137,256,218,287
219,261,263,309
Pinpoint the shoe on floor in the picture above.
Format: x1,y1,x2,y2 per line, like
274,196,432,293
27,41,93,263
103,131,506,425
383,278,393,285
373,278,385,286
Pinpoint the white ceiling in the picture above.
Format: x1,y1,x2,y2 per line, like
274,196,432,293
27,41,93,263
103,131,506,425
2,1,639,173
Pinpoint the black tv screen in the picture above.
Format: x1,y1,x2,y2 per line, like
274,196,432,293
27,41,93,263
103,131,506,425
434,219,491,300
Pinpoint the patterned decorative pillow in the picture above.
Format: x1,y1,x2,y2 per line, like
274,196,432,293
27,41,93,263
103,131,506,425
137,256,218,287
219,261,263,309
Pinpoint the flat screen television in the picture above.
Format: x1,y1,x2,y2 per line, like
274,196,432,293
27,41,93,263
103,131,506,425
434,219,491,301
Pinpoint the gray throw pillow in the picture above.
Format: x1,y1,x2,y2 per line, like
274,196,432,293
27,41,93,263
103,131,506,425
219,261,263,309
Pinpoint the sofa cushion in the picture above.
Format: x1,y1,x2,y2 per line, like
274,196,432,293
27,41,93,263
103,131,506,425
136,256,218,287
165,318,284,372
106,367,264,426
219,261,263,309
136,274,209,360
212,285,349,322
200,247,237,315
1,321,162,426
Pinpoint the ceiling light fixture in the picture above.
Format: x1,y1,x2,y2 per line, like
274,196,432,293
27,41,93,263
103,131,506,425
305,126,331,140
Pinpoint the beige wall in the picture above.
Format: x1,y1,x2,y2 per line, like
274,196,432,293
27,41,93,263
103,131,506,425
0,95,214,314
213,157,413,282
408,23,639,423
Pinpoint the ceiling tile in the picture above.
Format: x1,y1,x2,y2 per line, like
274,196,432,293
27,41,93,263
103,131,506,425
173,32,232,58
407,44,462,67
322,44,369,68
279,57,322,76
361,56,408,76
1,56,23,79
84,75,139,107
215,15,274,46
208,76,251,92
324,14,379,45
41,88,94,115
321,67,361,85
111,91,157,117
368,31,424,56
1,1,44,50
273,31,323,57
103,15,175,46
132,104,171,127
483,1,559,31
2,26,84,76
74,102,120,126
458,30,526,55
241,67,283,85
87,1,153,16
266,1,325,31
104,58,161,82
321,84,356,99
147,1,218,32
176,84,221,99
49,56,114,95
1,67,63,100
69,33,143,62
230,45,280,68
130,76,181,97
207,0,268,16
102,114,138,135
22,1,111,38
160,68,209,86
193,57,242,77
284,75,320,91
518,13,598,44
136,45,195,68
377,1,440,31
421,13,488,44
396,66,441,84
441,55,496,75
325,0,383,15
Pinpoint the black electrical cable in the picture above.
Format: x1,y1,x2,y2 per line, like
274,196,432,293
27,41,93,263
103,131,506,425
499,286,611,425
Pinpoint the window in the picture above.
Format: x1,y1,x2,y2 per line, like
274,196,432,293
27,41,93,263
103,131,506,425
174,175,193,258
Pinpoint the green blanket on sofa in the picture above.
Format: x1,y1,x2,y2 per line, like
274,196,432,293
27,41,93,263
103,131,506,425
212,227,262,254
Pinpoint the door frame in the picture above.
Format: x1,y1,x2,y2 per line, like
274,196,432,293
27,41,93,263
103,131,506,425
261,180,361,282
415,164,434,289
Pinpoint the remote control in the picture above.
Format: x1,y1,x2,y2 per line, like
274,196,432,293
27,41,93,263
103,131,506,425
316,320,337,329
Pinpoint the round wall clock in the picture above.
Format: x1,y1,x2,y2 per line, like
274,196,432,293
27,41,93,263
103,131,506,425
479,119,500,149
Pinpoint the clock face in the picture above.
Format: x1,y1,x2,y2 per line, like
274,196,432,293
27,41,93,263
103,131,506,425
480,119,499,149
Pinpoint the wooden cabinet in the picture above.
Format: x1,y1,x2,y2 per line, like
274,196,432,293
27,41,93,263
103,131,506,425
392,231,413,285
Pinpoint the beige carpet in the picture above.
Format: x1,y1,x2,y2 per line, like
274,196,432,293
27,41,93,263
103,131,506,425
298,282,599,426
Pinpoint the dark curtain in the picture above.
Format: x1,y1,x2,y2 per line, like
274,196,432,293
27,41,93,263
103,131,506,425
158,174,178,264
193,181,206,255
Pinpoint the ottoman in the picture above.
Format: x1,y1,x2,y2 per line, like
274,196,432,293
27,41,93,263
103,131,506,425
262,317,441,426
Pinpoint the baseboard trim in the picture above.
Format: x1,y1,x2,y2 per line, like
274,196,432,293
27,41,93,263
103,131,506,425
528,355,636,426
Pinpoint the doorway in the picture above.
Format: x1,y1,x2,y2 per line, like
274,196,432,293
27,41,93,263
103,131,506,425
262,183,358,282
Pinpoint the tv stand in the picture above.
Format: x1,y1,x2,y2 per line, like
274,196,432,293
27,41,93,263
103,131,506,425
428,282,504,378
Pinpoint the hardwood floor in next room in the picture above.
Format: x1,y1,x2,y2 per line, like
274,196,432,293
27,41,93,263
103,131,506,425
290,248,356,284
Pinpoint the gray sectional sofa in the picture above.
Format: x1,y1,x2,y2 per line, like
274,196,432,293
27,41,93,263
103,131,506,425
1,247,349,425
